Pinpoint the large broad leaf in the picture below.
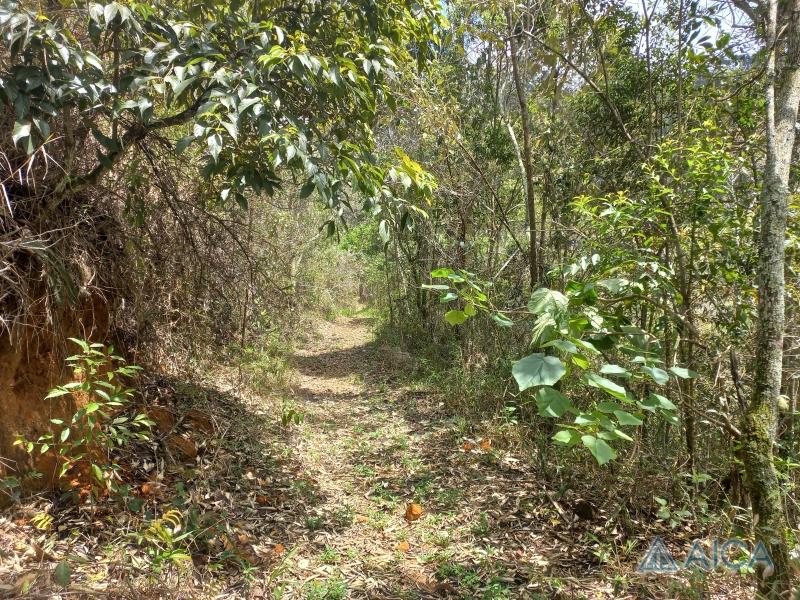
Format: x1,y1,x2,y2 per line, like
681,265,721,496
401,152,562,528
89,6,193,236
535,386,572,418
430,268,453,278
642,365,669,385
613,410,643,426
640,393,677,412
543,339,577,354
599,364,631,378
512,354,566,391
553,429,580,446
596,278,628,294
669,366,698,379
528,288,568,316
444,310,468,325
582,372,628,401
571,354,590,369
581,435,617,465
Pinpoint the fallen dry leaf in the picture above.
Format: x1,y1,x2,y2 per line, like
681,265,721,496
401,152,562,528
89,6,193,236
185,408,215,433
404,503,423,522
166,434,198,460
140,482,160,496
147,406,176,434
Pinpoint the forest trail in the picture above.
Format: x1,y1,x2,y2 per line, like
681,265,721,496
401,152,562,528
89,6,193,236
271,315,570,599
0,315,752,599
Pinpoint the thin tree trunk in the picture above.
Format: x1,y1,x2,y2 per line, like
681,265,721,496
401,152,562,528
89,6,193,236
240,203,254,349
742,0,800,594
506,9,538,288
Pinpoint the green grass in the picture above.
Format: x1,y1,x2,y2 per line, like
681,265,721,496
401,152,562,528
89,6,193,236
353,463,376,478
318,546,340,564
305,515,325,531
304,575,347,600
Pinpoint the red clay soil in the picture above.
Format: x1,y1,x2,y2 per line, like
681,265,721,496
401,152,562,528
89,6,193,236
0,294,110,490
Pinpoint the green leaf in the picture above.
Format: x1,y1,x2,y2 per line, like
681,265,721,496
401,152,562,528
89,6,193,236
90,463,104,483
571,354,590,369
299,179,316,198
492,313,513,327
543,339,577,354
85,402,100,414
68,338,90,352
60,428,70,442
12,120,31,147
175,135,194,154
444,310,468,325
569,337,601,355
430,268,453,278
379,220,390,243
45,387,70,399
641,393,677,412
463,303,476,317
596,278,628,294
33,117,50,139
104,2,119,24
581,435,617,465
599,364,630,378
528,288,568,315
582,372,628,401
642,366,669,385
422,284,449,290
53,561,71,587
669,366,698,379
535,386,572,418
613,428,634,441
171,76,197,100
512,353,566,391
207,133,223,162
613,410,643,426
574,412,599,426
553,429,579,446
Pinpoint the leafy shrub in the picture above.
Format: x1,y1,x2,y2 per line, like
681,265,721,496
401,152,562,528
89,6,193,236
15,339,152,495
129,509,193,570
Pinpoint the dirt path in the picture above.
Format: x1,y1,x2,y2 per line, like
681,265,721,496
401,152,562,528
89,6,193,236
0,316,754,600
268,315,565,599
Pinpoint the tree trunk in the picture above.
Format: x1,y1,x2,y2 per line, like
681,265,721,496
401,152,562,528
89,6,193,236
742,0,800,595
506,9,538,289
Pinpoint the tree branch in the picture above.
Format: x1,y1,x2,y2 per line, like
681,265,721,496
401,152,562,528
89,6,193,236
47,97,206,209
517,29,645,161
